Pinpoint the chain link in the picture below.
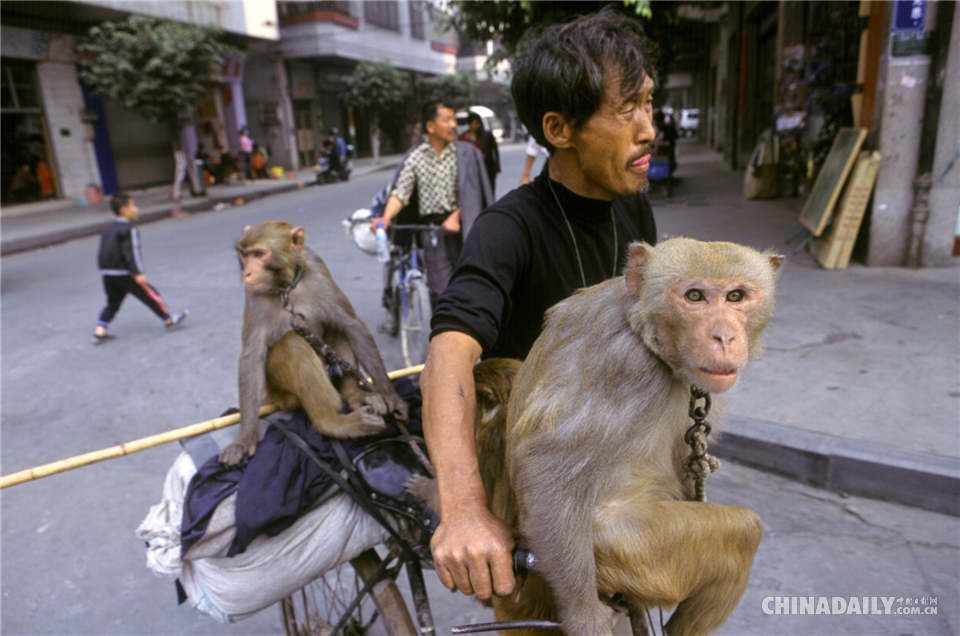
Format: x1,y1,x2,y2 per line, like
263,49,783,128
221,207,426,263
278,284,434,477
683,385,720,502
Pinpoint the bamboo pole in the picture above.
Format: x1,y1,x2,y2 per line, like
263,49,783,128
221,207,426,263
0,364,424,490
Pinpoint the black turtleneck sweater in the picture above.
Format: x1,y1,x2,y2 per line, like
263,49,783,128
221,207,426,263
431,165,657,360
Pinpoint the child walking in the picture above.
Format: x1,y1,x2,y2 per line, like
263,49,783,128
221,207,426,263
92,192,187,344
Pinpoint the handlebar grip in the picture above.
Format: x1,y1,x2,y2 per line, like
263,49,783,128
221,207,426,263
513,548,538,574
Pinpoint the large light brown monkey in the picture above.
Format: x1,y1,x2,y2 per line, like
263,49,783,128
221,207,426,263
219,221,407,466
481,238,783,635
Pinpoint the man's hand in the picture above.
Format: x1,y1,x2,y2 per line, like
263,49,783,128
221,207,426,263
441,209,461,232
431,503,516,600
133,273,147,285
368,216,388,232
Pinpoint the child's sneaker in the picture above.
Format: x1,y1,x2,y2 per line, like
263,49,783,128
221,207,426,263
166,310,189,330
91,332,116,345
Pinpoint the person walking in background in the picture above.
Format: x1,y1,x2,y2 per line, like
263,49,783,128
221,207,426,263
238,126,253,179
92,193,187,345
371,126,381,164
519,134,549,185
459,112,501,194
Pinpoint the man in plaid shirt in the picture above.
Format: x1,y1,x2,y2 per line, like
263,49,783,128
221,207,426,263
370,100,492,301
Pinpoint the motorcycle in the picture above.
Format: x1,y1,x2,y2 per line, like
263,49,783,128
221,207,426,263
315,143,354,184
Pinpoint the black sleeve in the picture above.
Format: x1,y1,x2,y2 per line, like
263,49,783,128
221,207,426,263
430,209,528,354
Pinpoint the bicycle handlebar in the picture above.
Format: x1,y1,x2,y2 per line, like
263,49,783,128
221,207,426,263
388,223,458,234
513,548,538,574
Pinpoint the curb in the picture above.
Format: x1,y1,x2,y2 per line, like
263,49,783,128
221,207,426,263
0,161,402,257
713,415,960,517
0,180,310,256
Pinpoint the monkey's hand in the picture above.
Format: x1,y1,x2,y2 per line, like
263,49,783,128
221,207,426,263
345,392,387,417
218,434,258,467
385,392,409,422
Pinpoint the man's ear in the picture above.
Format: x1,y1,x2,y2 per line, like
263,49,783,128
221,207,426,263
542,111,573,149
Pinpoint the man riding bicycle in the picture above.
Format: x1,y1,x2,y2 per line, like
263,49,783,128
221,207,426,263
420,7,660,602
369,101,493,332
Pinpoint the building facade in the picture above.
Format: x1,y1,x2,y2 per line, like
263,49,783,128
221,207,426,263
1,0,277,205
243,0,457,172
677,0,958,267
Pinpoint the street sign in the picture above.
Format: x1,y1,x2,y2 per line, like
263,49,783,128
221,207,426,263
893,0,926,32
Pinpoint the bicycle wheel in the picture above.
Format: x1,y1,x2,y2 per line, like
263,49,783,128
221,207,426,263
280,548,416,636
400,277,431,368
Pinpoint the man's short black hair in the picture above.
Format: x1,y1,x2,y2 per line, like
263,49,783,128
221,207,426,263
421,100,452,132
110,192,132,216
510,7,658,153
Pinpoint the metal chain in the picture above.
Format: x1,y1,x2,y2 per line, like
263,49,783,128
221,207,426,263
684,385,721,502
278,285,435,477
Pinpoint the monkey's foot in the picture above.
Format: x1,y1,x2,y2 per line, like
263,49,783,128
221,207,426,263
404,474,439,512
218,440,255,467
328,409,387,438
346,393,387,417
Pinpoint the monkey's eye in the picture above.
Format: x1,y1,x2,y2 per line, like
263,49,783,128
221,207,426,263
684,289,705,302
726,289,745,302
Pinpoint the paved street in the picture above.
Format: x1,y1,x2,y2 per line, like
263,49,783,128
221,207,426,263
2,144,957,635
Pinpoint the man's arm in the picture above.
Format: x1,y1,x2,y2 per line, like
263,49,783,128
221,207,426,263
421,330,516,600
370,195,405,231
519,154,537,185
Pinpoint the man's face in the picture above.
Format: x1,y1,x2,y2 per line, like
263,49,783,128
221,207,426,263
567,73,656,200
426,106,457,145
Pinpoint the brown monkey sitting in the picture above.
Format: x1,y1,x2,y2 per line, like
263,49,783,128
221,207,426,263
483,238,783,635
219,220,408,467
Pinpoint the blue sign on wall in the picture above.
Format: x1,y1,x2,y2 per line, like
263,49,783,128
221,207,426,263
893,0,926,32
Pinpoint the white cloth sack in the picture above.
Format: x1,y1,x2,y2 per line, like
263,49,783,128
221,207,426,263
136,451,389,623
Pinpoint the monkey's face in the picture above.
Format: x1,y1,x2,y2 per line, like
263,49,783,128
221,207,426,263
625,239,782,394
237,244,276,294
659,278,767,393
236,221,307,295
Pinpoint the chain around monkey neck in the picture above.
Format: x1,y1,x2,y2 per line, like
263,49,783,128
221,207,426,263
684,385,720,501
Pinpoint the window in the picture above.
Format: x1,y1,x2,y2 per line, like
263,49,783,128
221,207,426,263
409,1,425,40
364,1,399,31
1,60,40,111
278,1,349,18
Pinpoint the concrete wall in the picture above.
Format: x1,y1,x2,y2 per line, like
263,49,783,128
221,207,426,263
80,0,278,40
868,10,935,265
1,26,103,199
36,60,103,199
276,0,454,75
923,5,960,266
243,48,297,170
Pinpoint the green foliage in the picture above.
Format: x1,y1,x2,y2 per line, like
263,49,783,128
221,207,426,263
446,1,681,76
78,16,236,130
421,72,475,108
341,61,410,126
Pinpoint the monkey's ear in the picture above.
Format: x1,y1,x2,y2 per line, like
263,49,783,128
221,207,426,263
624,242,652,295
768,253,785,271
290,226,306,250
542,111,572,149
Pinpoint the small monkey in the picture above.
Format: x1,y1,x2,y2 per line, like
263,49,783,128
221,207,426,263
484,238,783,635
220,221,407,466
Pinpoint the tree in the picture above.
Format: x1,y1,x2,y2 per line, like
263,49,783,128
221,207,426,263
443,1,686,80
421,72,476,109
342,60,411,155
78,16,236,198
